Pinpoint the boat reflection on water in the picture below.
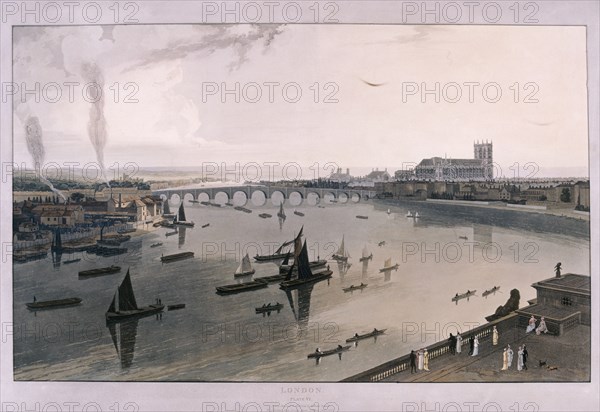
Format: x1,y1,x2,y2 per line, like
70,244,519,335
284,283,315,330
362,260,369,279
178,226,187,248
337,260,351,277
107,319,139,369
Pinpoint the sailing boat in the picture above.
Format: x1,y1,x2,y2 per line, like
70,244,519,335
254,227,303,262
359,245,373,262
234,253,256,277
332,235,350,262
105,269,164,322
162,200,175,218
379,258,399,272
279,240,333,289
277,202,286,220
406,211,413,217
387,208,391,215
174,203,195,227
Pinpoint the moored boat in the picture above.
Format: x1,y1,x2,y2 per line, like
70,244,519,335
161,251,194,263
79,265,121,278
105,269,164,322
293,209,305,217
234,206,252,213
150,242,163,248
216,279,268,295
356,215,368,220
345,328,387,342
167,303,186,310
280,237,333,290
26,297,82,310
63,258,81,264
259,213,272,219
202,223,210,228
174,203,195,227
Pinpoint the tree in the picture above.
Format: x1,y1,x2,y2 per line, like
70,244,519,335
560,188,571,203
70,192,85,203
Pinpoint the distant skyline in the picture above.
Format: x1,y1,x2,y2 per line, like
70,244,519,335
13,24,589,178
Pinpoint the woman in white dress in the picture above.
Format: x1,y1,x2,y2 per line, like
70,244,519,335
471,336,479,356
526,315,537,333
536,317,549,335
456,333,463,354
501,347,508,370
492,326,499,345
417,349,424,370
423,349,430,371
507,344,514,368
517,346,524,371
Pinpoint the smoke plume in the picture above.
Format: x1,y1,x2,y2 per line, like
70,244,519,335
23,115,67,201
81,61,110,186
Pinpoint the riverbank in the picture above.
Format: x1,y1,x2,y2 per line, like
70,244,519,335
373,198,590,240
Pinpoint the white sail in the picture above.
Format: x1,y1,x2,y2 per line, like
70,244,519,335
362,245,369,259
384,257,391,268
336,236,345,256
241,253,253,272
415,212,420,218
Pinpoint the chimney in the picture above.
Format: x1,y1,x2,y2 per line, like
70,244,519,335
119,193,122,209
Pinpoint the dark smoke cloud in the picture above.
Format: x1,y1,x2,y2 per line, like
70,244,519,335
81,61,110,185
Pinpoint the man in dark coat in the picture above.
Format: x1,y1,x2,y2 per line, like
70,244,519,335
468,336,474,355
448,333,456,355
410,350,417,373
522,345,528,370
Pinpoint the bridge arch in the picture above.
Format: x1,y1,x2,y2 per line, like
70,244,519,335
169,193,182,204
288,190,304,206
214,191,230,205
306,191,321,205
232,190,249,206
250,189,268,206
350,192,362,203
270,189,286,206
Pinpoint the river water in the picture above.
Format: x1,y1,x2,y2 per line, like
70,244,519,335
13,198,589,381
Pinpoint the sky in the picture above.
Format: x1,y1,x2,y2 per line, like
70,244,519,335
13,24,589,178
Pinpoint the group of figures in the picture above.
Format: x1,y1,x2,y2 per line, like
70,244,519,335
526,315,549,335
501,344,529,371
409,348,430,373
447,331,482,357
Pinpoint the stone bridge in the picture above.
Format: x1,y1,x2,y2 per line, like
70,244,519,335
152,185,376,206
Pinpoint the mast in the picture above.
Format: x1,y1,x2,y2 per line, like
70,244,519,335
117,269,138,311
178,203,186,222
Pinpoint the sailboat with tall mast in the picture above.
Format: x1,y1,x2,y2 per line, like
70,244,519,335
279,240,333,290
174,203,195,227
277,202,286,220
359,245,372,262
105,269,164,322
332,235,351,262
379,258,399,272
234,253,256,277
254,227,303,262
162,200,175,218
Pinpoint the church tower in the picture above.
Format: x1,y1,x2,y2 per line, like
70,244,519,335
474,140,493,180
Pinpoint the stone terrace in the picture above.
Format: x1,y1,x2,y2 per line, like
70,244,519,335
382,324,590,382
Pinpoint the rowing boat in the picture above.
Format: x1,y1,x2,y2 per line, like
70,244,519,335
343,284,368,292
26,297,82,309
452,290,477,302
482,286,500,297
255,303,284,313
307,345,351,359
345,328,387,342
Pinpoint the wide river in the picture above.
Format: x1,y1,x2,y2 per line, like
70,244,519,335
13,197,590,381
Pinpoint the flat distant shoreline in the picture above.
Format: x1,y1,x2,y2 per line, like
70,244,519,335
374,198,590,241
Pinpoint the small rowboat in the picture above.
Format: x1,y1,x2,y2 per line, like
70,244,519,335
346,328,387,342
167,304,185,311
150,242,163,248
293,210,305,217
452,290,477,302
27,297,82,310
356,215,369,220
343,284,368,292
255,303,284,313
79,265,121,278
458,236,468,240
482,286,500,297
63,258,81,264
377,241,386,247
202,223,210,228
307,345,351,359
258,213,272,219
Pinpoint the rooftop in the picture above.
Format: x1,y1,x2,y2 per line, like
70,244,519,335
533,273,590,294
